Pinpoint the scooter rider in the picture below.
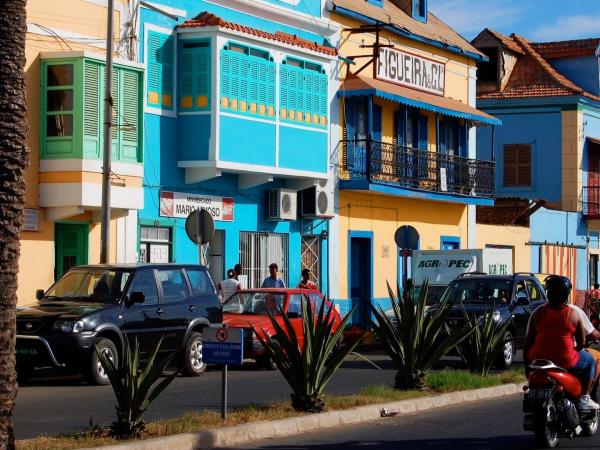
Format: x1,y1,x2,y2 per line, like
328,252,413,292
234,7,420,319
525,275,600,411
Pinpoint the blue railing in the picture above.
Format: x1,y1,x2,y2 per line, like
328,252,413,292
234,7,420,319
341,139,495,199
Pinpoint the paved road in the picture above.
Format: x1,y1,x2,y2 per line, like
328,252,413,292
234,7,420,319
231,395,600,450
15,352,399,439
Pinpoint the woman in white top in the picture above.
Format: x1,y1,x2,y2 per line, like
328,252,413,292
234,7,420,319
218,269,241,303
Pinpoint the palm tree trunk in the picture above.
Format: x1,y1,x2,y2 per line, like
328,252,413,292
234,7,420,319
0,0,29,448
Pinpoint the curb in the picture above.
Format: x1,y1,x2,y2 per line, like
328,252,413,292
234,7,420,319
80,382,524,450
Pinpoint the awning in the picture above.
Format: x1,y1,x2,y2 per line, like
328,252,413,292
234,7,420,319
338,76,502,126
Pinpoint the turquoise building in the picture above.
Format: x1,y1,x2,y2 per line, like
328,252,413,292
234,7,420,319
137,1,338,290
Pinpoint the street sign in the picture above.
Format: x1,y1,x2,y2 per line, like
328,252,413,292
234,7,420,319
394,225,419,250
203,327,244,366
185,208,215,245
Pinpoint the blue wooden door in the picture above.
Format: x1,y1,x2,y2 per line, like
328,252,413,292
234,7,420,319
350,237,371,328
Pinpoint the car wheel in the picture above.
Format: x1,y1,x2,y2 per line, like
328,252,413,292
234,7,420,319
88,338,118,385
495,331,515,369
183,331,207,376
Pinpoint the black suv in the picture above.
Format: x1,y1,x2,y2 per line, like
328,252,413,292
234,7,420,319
16,264,222,384
434,273,547,368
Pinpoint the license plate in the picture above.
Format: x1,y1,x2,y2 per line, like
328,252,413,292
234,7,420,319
16,348,38,356
528,388,553,400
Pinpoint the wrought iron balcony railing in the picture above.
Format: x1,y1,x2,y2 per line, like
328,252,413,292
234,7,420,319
582,186,600,217
340,139,495,199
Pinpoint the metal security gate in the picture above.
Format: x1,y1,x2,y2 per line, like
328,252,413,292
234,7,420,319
239,232,288,288
301,235,320,289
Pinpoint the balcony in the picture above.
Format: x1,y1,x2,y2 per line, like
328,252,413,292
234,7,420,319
340,140,495,203
583,186,600,219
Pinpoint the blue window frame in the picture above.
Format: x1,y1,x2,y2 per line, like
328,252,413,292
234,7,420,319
412,0,427,22
440,236,460,250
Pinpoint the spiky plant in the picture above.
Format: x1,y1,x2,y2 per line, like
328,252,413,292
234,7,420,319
255,300,362,413
456,306,512,376
95,337,181,439
371,281,474,390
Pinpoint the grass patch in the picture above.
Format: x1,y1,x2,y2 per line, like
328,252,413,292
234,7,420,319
16,369,524,450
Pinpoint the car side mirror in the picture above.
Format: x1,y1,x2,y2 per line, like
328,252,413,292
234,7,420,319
127,291,145,307
36,289,45,300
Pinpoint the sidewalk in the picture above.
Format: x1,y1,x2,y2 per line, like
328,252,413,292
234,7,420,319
81,382,524,450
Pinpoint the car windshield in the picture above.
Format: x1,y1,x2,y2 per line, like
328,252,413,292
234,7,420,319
223,292,285,315
439,279,512,304
44,269,131,303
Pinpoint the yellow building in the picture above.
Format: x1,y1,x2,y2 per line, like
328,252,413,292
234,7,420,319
19,0,144,304
327,0,501,322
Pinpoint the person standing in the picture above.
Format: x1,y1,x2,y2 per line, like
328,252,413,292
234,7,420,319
261,263,286,288
297,268,317,289
217,269,241,303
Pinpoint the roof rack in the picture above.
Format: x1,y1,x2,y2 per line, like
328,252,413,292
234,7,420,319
457,272,487,278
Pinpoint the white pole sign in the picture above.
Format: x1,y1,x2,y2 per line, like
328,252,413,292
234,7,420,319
377,48,445,96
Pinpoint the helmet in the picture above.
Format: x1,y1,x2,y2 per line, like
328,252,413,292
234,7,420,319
545,275,572,304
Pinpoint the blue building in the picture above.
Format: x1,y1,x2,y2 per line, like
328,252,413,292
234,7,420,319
474,30,600,302
137,1,338,290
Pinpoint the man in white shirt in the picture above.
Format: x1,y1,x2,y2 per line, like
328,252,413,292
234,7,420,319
218,269,241,303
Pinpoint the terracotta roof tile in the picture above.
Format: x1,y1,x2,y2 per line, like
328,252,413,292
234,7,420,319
532,38,600,59
179,12,337,56
482,28,524,55
331,0,483,59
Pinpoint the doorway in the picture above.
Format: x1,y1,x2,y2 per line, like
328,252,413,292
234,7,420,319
349,232,372,328
55,223,89,279
207,230,224,286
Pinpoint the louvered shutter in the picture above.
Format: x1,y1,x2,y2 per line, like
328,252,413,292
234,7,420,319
146,32,162,106
180,47,194,109
161,35,174,109
318,73,327,127
83,61,101,157
220,51,231,105
248,57,259,113
503,145,518,186
517,144,532,186
280,64,289,119
146,31,174,110
458,122,467,157
111,69,120,144
121,69,140,161
438,120,446,153
195,46,210,109
266,62,275,116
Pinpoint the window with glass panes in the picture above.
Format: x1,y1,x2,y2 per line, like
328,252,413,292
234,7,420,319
46,64,75,138
140,226,172,263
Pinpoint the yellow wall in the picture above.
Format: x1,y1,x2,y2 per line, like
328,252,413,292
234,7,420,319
18,0,127,304
475,224,531,273
562,110,584,212
337,191,468,299
334,13,474,104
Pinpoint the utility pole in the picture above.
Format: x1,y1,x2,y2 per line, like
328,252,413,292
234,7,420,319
100,0,114,263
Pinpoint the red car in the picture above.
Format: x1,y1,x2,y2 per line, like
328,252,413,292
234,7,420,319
222,288,342,369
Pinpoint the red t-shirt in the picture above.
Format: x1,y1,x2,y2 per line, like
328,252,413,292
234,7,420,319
527,304,579,369
298,281,317,289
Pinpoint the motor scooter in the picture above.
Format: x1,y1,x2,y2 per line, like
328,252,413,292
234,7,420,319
523,358,599,448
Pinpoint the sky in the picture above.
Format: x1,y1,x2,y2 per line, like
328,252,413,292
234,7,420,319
429,0,600,42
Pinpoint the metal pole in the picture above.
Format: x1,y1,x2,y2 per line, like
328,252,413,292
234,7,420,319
221,364,228,419
100,0,114,263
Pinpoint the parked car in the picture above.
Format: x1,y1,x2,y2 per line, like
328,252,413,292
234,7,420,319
429,273,548,368
16,264,222,385
222,288,342,369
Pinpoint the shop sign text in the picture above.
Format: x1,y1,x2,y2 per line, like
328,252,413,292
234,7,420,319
377,48,445,96
159,191,234,222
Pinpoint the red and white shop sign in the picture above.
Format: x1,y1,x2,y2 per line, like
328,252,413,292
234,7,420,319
159,191,234,222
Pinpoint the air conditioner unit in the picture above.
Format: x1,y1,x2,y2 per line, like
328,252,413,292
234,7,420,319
266,189,297,221
301,178,334,218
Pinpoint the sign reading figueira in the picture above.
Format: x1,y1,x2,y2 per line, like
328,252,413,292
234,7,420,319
377,47,445,96
160,190,234,221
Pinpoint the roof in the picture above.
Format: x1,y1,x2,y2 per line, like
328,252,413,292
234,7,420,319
179,12,337,57
476,32,600,102
339,75,501,125
532,38,600,59
330,0,484,60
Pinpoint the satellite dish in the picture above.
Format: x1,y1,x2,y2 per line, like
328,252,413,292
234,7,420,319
185,209,215,245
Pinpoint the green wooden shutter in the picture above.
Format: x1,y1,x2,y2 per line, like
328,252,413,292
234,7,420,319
179,44,210,111
121,69,140,162
195,46,210,109
180,47,194,109
83,60,101,157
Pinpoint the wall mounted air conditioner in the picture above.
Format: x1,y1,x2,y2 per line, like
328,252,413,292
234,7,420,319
266,189,297,221
301,178,334,218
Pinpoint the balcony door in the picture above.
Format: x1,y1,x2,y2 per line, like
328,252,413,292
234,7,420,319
588,141,600,215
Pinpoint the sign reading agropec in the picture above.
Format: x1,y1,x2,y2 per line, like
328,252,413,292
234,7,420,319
377,48,445,96
160,191,234,222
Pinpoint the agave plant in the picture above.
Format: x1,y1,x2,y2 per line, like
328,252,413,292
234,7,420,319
255,299,362,413
456,306,512,376
370,281,474,390
95,337,181,439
